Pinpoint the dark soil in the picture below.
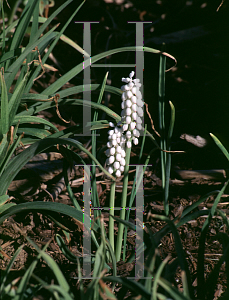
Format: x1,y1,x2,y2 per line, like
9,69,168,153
1,1,229,299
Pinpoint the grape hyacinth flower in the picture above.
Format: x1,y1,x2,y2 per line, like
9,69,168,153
106,122,126,178
106,71,143,177
121,71,143,146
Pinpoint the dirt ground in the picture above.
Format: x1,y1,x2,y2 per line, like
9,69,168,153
1,1,229,299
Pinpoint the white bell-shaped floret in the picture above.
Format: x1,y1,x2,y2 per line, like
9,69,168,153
121,149,126,157
107,141,112,148
122,77,131,83
116,153,122,161
133,137,138,145
108,155,115,164
116,169,121,177
131,96,137,103
132,112,137,120
130,122,136,130
125,116,131,124
108,129,114,135
122,123,128,131
111,133,117,140
133,78,140,84
126,131,132,139
119,165,124,172
129,71,135,78
108,166,114,174
132,104,137,111
125,108,132,116
126,99,132,107
116,130,122,138
114,161,120,170
136,116,142,124
133,129,140,138
131,86,137,95
120,158,126,166
126,90,133,98
136,123,142,130
136,91,142,98
110,147,116,155
122,92,127,101
137,99,144,107
137,107,144,117
116,146,122,153
112,139,117,146
128,81,134,88
109,122,115,127
126,140,132,148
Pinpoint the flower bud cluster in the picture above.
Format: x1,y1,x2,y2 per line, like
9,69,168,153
120,71,143,147
105,123,126,178
106,71,143,177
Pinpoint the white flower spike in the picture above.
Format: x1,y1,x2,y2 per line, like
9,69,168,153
106,71,143,177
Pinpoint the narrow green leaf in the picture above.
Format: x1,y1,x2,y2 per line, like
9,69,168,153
0,134,27,177
102,276,151,300
7,0,40,52
43,46,176,96
158,43,168,215
17,127,51,139
0,48,23,64
60,34,88,56
197,180,229,299
157,277,190,300
14,240,50,300
0,137,114,196
92,73,108,226
23,0,85,94
0,245,24,296
0,68,9,134
55,234,79,263
152,255,170,300
0,202,16,214
210,133,229,162
0,201,98,233
0,134,9,170
116,145,132,262
0,195,9,206
13,116,58,132
5,29,59,89
8,72,29,127
26,236,71,294
152,214,193,299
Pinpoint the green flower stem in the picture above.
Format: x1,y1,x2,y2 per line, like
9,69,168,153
122,125,147,261
115,144,131,262
109,180,116,255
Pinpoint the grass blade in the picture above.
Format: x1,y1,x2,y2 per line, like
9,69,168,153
210,133,229,161
0,245,24,296
152,255,170,300
5,0,40,61
0,68,9,135
197,180,229,299
43,46,176,96
26,236,71,294
158,43,168,215
13,116,58,132
0,137,115,196
24,0,85,93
